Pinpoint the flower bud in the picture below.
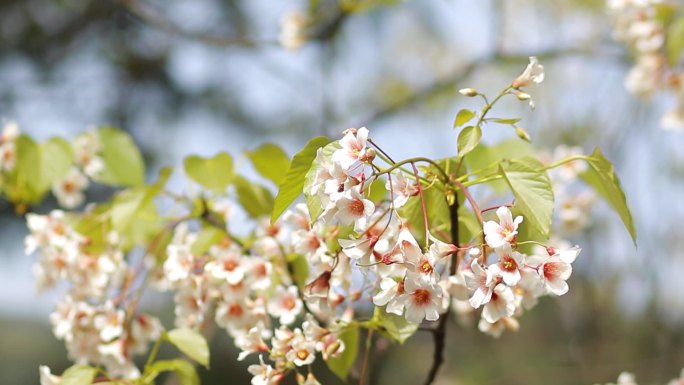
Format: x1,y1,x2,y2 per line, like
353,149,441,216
546,246,556,256
469,247,481,257
515,127,531,142
514,90,531,101
361,148,376,162
459,88,478,97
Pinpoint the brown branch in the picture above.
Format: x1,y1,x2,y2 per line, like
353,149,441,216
422,191,460,385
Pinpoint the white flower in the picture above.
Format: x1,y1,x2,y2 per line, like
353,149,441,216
73,131,104,177
397,273,443,324
1,121,19,143
205,251,245,285
537,256,573,296
373,277,405,315
489,245,525,286
332,127,369,170
385,172,418,208
39,366,60,385
624,54,663,98
483,206,523,249
661,102,684,131
52,167,89,209
236,326,269,361
267,285,303,326
482,284,516,323
334,185,375,226
285,330,316,366
512,56,545,88
478,316,519,338
464,260,495,309
248,355,279,385
0,141,16,171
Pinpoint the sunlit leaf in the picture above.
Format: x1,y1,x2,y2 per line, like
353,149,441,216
499,157,554,239
146,359,200,385
272,136,332,224
246,143,291,185
95,127,145,187
234,176,274,218
183,152,234,192
166,328,210,368
60,365,97,385
372,307,418,344
454,109,475,127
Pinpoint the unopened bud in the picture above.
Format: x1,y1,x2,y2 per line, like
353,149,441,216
459,88,478,97
514,90,531,100
469,247,481,257
342,127,357,135
325,340,343,358
361,148,376,162
546,246,556,256
296,372,306,385
515,126,531,142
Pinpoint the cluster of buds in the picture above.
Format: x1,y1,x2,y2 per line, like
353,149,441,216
608,0,684,130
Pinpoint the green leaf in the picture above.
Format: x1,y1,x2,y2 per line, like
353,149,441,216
40,137,75,189
146,359,200,385
490,117,522,125
398,184,450,247
457,125,481,158
271,136,332,224
453,109,475,127
365,177,387,204
166,328,210,368
499,157,554,239
183,152,234,193
111,168,171,238
667,16,684,64
191,226,226,256
326,327,359,381
372,307,419,344
287,253,310,289
234,176,274,218
95,127,145,186
580,148,637,244
246,143,291,185
60,365,97,385
465,139,534,193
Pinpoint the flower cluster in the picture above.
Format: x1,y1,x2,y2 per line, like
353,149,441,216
447,207,581,337
26,210,163,379
608,0,684,130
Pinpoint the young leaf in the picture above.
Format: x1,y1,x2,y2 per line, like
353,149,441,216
499,157,554,239
271,136,332,224
246,143,291,185
580,148,637,244
39,137,75,190
465,139,534,193
191,226,226,256
372,307,419,344
60,365,97,385
490,117,522,125
111,168,171,237
325,327,359,381
286,254,310,289
183,152,234,193
95,127,145,186
457,125,482,158
234,176,274,218
166,328,210,368
454,109,475,127
146,359,200,385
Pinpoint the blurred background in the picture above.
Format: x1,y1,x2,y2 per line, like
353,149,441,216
1,0,683,384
